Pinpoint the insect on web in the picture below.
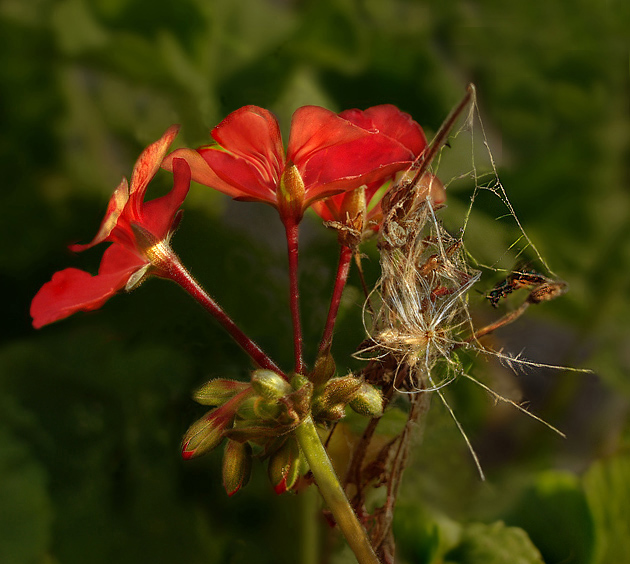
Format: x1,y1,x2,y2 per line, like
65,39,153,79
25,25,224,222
359,85,586,478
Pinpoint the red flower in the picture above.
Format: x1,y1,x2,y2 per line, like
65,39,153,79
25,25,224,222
311,104,445,238
31,126,191,329
162,105,422,224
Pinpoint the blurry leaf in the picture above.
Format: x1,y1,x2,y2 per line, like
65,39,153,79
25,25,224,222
395,504,462,564
446,521,544,564
52,0,108,55
503,470,594,564
584,453,630,564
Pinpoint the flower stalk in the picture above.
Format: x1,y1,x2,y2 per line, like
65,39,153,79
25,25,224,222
285,219,305,374
294,415,380,564
157,247,286,378
318,244,353,356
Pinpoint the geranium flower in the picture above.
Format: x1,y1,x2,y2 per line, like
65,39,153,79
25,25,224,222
162,105,423,225
312,105,446,243
31,126,191,329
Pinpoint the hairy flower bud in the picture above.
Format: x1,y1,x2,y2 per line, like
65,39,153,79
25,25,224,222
320,376,363,406
312,376,363,421
222,439,252,496
349,382,384,418
311,351,336,388
181,408,233,460
268,437,302,494
194,379,251,406
251,369,292,400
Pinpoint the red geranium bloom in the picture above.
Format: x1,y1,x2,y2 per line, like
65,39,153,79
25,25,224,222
162,105,423,225
31,126,191,329
312,105,446,235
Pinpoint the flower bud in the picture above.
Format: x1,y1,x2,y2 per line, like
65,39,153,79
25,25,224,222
338,187,367,248
320,376,363,406
278,162,306,223
312,376,362,421
349,382,384,418
181,408,233,460
311,351,336,388
268,437,302,494
222,439,252,496
251,369,292,400
194,379,251,406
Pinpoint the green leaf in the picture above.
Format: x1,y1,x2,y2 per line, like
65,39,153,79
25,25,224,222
584,454,630,564
446,521,544,564
503,470,594,564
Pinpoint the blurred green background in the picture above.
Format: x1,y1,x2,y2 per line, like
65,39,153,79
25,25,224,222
1,0,629,563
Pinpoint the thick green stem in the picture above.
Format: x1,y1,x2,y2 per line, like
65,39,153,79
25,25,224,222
295,415,380,564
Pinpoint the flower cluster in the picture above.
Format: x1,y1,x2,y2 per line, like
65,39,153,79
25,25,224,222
30,89,573,564
32,104,429,328
31,101,441,564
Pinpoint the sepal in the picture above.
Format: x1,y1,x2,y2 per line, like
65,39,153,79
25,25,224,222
222,439,252,496
194,379,251,406
349,382,384,418
268,437,303,494
181,408,233,460
251,369,293,400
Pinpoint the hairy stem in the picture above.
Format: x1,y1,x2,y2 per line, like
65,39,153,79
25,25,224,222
285,220,305,374
319,244,353,355
295,415,380,564
159,248,285,378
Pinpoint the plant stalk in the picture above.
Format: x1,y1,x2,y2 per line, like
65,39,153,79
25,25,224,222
295,415,380,564
318,244,353,355
159,249,286,378
285,219,305,374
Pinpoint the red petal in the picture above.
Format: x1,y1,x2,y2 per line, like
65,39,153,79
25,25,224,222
129,124,180,218
287,106,368,165
141,157,191,240
211,106,284,179
310,198,337,222
198,147,278,204
162,148,242,197
300,134,416,205
340,104,427,156
69,177,129,252
31,246,146,328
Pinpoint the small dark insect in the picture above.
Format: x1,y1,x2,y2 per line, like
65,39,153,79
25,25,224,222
486,269,549,308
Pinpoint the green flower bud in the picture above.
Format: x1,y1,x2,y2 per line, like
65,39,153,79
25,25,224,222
268,437,302,494
320,376,362,406
251,370,292,400
222,440,252,496
181,408,233,460
311,399,347,421
194,379,250,406
349,383,384,418
311,351,336,388
236,396,258,420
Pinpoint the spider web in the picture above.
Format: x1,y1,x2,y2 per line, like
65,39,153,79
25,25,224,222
360,85,588,478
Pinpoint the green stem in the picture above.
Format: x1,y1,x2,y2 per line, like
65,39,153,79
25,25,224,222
300,483,319,564
295,415,380,564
